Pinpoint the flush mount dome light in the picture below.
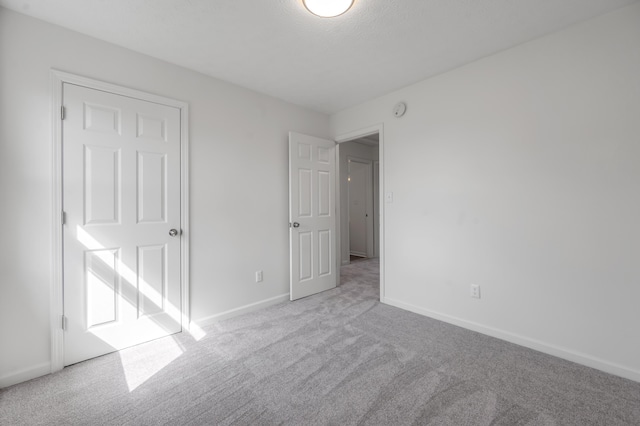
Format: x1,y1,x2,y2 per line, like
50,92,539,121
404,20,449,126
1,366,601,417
303,0,354,17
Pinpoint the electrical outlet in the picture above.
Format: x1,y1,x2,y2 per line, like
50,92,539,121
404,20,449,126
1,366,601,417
470,284,481,299
255,270,263,283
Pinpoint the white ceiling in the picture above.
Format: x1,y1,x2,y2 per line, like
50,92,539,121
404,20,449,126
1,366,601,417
1,0,637,114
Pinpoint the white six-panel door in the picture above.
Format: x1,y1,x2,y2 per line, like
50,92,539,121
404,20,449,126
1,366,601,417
63,83,182,366
289,132,337,300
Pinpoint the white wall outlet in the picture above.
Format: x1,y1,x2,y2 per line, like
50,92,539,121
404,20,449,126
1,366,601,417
255,270,263,283
470,284,481,299
385,192,394,203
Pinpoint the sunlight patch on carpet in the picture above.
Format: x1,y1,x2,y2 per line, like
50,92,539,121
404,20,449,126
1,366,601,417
119,336,183,391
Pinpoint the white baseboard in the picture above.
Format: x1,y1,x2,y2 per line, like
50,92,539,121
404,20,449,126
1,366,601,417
0,361,51,388
382,297,640,383
193,292,290,328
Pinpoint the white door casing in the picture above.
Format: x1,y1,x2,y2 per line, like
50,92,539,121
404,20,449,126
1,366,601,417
61,82,183,366
289,132,337,301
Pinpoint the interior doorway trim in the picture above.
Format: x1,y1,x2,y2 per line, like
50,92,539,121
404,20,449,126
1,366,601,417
335,124,385,301
49,69,190,373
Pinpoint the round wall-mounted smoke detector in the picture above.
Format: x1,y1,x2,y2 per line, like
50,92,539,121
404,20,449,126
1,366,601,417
393,102,407,118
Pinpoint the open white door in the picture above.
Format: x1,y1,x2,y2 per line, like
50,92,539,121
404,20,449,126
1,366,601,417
62,83,182,366
289,132,337,300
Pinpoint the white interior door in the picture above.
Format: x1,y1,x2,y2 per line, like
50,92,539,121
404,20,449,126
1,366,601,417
373,160,380,257
63,83,182,366
289,132,337,300
348,159,371,258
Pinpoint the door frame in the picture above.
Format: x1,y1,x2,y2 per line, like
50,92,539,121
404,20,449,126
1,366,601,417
335,124,385,301
49,70,190,373
346,156,374,259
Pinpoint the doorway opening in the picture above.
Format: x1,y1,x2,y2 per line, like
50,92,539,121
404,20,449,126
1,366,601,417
336,128,383,300
288,126,384,302
340,137,379,265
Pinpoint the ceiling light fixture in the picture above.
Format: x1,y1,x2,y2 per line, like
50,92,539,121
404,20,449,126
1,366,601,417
303,0,354,18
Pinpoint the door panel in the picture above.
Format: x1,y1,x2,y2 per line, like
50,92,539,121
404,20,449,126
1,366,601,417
138,244,167,317
137,151,167,223
298,169,312,217
85,248,118,327
84,145,120,225
299,231,313,281
318,230,331,276
63,83,181,366
318,171,331,216
289,132,337,300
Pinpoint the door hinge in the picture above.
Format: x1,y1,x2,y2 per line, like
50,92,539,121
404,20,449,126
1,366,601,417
61,106,66,121
62,211,66,225
61,315,67,331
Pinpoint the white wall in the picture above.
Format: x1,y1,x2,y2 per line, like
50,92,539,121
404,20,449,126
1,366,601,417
338,141,378,264
0,8,329,387
331,4,640,381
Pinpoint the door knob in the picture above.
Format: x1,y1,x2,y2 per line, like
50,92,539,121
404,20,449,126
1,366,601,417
292,222,300,228
169,229,179,237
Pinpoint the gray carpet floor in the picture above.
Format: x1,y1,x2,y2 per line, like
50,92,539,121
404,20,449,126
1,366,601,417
2,258,640,425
